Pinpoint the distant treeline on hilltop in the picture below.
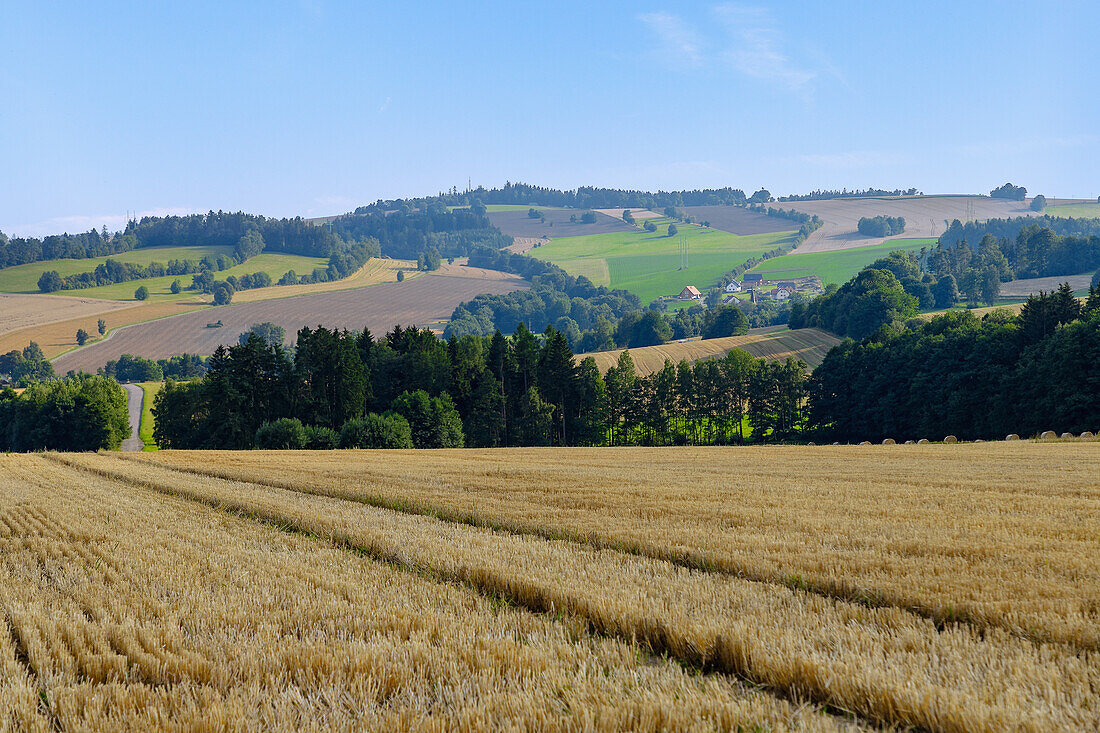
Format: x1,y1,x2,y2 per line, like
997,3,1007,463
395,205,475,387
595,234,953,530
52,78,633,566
351,182,758,213
779,188,921,202
0,211,369,270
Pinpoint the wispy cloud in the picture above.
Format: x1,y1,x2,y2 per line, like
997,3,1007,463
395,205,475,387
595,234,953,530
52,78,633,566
379,96,392,113
713,4,816,91
6,207,197,238
639,11,705,66
639,4,831,95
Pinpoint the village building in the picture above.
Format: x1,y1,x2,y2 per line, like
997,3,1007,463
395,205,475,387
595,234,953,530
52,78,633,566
743,273,763,284
769,287,792,301
724,281,742,293
678,285,702,300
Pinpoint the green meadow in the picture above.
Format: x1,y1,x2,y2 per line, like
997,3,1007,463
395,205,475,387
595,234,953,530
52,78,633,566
0,246,329,300
1043,202,1100,219
748,238,936,285
532,219,796,303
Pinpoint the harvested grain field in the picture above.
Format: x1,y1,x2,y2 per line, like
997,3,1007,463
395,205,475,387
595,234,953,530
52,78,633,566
779,195,1039,252
51,267,526,374
1,453,835,731
22,442,1098,732
593,208,662,220
580,327,841,374
997,272,1094,297
0,293,133,336
681,205,800,236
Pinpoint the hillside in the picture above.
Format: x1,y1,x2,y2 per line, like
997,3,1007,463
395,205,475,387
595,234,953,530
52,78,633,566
579,326,840,374
50,265,527,374
777,195,1041,252
530,220,796,303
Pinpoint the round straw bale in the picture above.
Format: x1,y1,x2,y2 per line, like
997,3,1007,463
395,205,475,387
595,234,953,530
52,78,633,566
1005,434,1020,441
943,435,958,443
1040,430,1057,439
917,438,930,444
882,438,895,445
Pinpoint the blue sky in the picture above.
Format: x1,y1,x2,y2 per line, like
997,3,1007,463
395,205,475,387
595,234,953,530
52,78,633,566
2,0,1097,236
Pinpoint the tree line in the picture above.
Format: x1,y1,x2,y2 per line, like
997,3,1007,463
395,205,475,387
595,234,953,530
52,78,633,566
0,374,130,451
778,188,921,201
809,285,1100,441
149,321,812,451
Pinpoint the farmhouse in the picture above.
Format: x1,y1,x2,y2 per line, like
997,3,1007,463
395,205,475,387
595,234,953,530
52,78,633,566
679,285,702,300
724,281,742,293
743,273,763,285
769,287,792,301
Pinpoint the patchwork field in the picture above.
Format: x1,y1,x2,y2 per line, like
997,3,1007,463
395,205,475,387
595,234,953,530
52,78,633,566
0,259,412,360
580,326,841,374
50,266,527,374
748,238,935,285
531,221,797,303
779,195,1039,252
6,442,1095,731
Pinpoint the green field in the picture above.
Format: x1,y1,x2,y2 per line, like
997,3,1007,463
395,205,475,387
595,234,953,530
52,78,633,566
748,238,936,285
0,248,329,301
138,381,163,451
532,219,797,303
1044,202,1100,219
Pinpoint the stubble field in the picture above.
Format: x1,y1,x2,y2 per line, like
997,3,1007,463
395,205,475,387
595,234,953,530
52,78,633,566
3,442,1096,731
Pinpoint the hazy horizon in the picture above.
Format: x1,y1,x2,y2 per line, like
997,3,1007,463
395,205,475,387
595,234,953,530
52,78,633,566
3,1,1097,237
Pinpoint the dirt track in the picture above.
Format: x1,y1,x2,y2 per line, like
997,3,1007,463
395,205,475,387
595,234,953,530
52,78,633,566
779,196,1041,252
53,267,526,374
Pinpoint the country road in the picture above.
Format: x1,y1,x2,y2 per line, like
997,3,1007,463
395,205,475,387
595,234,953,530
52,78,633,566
121,383,144,452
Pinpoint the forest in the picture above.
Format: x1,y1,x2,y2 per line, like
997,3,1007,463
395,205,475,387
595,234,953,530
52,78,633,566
809,284,1100,441
147,322,809,451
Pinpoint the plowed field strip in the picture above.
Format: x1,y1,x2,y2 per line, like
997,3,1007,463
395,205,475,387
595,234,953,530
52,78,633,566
56,452,1100,733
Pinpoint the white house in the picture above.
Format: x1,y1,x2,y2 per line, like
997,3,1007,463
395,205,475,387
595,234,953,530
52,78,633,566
724,281,742,293
769,287,792,301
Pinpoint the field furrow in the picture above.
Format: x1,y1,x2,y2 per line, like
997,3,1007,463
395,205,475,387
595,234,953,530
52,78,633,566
127,444,1100,651
0,455,842,731
56,451,1100,733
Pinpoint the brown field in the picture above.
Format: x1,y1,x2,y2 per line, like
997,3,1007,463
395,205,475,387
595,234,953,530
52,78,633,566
0,298,211,362
997,272,1094,297
51,267,526,374
503,236,549,254
579,327,841,374
592,208,663,220
28,444,1099,731
0,454,833,731
0,294,134,336
779,195,1040,253
487,208,634,239
680,206,799,236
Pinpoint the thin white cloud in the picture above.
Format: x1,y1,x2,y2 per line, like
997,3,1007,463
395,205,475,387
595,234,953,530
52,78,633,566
639,11,705,66
6,207,197,238
379,96,392,112
713,3,816,91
